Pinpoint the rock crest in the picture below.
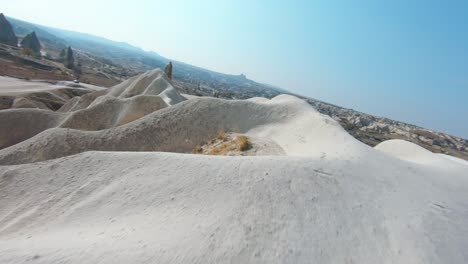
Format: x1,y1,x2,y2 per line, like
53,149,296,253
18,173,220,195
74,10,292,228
0,13,18,46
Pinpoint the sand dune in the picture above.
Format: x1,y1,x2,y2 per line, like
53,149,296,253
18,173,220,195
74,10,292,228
59,95,169,130
0,69,184,151
108,69,184,103
57,89,108,112
0,70,467,263
375,139,468,169
0,150,467,263
0,76,104,111
0,94,361,165
0,109,63,149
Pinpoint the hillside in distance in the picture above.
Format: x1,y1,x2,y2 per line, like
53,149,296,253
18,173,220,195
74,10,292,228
7,16,281,98
2,15,467,160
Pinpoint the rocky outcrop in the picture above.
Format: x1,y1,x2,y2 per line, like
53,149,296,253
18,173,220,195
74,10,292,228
164,61,173,80
20,31,41,53
0,13,18,46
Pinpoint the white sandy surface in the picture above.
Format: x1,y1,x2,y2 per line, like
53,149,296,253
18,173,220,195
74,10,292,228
0,149,467,263
0,71,467,263
0,76,103,95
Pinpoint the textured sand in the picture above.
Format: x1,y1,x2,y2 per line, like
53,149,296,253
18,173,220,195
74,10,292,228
0,148,467,263
0,70,467,263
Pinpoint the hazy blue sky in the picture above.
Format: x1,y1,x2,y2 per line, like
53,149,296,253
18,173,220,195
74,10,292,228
2,0,468,138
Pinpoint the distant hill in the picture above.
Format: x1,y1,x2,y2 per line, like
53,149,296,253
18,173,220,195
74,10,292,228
9,17,67,52
7,16,287,98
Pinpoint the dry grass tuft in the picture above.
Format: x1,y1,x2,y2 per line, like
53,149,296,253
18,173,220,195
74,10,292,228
206,144,232,155
206,135,252,155
236,136,252,151
216,129,227,141
192,145,203,154
194,130,252,156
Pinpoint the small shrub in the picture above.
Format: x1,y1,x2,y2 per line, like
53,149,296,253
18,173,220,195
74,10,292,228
343,122,356,131
21,48,34,57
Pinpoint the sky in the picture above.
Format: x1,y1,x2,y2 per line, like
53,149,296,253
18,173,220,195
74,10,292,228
2,0,468,138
